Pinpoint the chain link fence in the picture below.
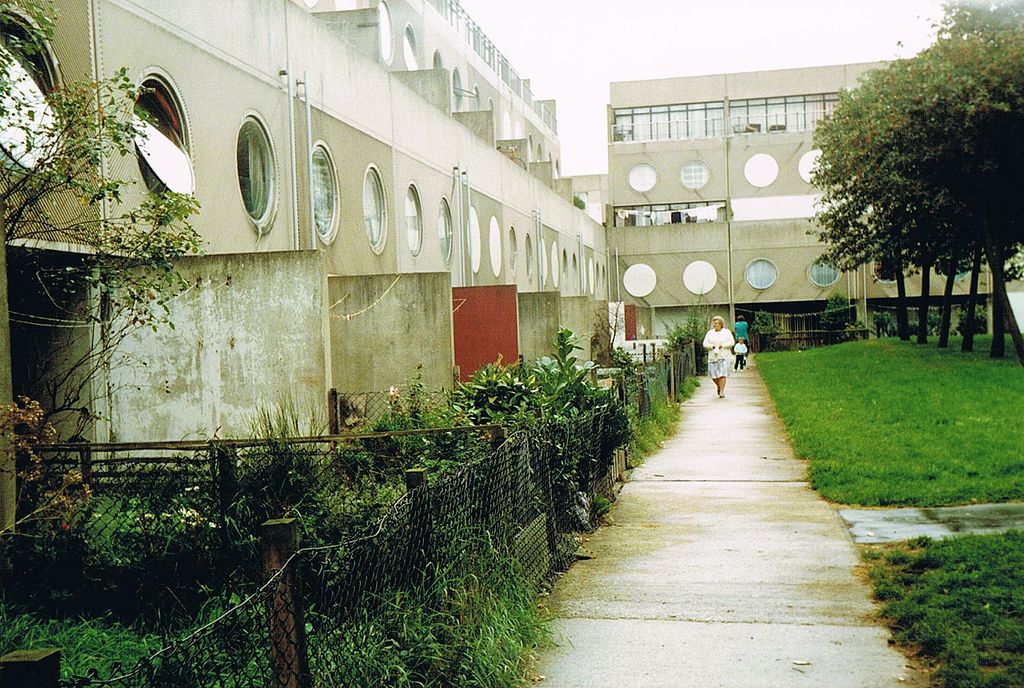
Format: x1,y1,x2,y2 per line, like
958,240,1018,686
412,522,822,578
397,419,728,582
3,408,622,686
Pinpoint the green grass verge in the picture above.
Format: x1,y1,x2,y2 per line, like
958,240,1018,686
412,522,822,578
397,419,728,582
0,607,160,678
758,336,1024,506
628,379,692,464
865,531,1024,688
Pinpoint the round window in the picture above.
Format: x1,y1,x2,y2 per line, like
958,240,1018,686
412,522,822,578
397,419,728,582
311,144,338,243
363,166,387,253
745,259,778,290
799,149,822,184
809,260,840,288
683,261,717,296
681,160,710,190
468,206,481,273
0,36,56,169
744,153,779,188
403,24,419,70
509,227,518,275
438,198,453,263
623,263,657,298
377,2,394,63
488,216,502,277
628,163,657,193
236,117,275,230
524,233,533,279
135,78,194,194
405,185,422,256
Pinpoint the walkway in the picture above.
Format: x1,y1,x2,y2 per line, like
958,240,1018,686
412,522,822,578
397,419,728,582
534,365,925,687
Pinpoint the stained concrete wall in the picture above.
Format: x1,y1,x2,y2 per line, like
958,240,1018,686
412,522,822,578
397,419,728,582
329,272,454,392
108,251,329,442
518,292,560,362
560,296,605,362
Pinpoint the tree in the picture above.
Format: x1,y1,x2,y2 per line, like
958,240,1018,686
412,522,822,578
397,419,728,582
1,1,201,534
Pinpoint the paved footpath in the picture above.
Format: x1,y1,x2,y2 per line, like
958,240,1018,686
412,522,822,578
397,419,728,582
534,363,926,688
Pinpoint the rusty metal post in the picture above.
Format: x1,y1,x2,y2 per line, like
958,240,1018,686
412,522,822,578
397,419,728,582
0,649,60,688
327,388,339,435
260,518,310,688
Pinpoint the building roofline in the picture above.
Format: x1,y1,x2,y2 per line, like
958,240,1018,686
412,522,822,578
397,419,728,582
609,60,891,90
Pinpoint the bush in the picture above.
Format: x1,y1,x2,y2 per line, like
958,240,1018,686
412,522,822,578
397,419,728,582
820,294,856,331
752,310,777,335
955,308,987,337
873,310,897,337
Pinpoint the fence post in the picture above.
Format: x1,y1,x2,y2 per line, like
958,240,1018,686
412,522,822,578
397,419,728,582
405,468,431,575
212,442,239,562
452,365,461,388
73,439,92,486
260,518,310,688
642,343,648,365
0,649,60,688
668,352,678,402
327,388,339,435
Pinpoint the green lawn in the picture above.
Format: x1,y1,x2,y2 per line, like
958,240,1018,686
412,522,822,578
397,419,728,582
866,532,1024,688
758,336,1024,506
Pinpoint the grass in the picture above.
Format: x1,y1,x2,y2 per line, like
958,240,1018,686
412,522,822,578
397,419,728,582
627,379,692,465
865,532,1024,688
757,336,1024,506
0,607,161,678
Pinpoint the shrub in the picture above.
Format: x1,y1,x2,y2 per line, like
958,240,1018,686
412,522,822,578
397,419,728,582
955,308,987,337
873,310,897,337
820,294,856,331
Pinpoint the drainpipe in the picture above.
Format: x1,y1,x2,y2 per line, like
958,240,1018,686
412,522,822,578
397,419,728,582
463,170,474,286
724,111,736,325
536,209,544,289
282,67,300,250
301,71,316,249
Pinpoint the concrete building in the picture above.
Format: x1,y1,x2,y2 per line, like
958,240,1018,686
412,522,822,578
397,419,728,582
605,64,991,337
3,0,609,442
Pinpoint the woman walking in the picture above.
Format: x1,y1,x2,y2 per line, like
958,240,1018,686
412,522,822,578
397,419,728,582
703,315,735,398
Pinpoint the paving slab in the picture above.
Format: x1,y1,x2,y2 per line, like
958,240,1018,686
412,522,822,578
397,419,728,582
840,503,1024,544
534,364,926,687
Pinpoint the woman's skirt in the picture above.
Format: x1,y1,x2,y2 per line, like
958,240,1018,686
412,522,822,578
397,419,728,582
708,357,731,379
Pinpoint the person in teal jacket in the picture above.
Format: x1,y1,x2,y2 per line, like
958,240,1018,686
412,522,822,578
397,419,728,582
734,316,749,345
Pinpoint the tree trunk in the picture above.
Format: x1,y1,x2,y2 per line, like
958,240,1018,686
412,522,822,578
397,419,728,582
917,259,932,344
962,244,982,353
992,291,1006,358
937,268,956,348
982,223,1023,365
895,270,910,341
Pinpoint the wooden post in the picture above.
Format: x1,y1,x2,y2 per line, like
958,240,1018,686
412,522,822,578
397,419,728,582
405,468,431,575
213,443,239,558
0,649,60,688
668,352,678,402
260,518,310,688
642,343,648,365
74,439,92,487
327,388,340,435
488,426,507,453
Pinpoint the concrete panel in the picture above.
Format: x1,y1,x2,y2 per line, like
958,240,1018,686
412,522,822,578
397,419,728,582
560,296,605,361
518,292,560,362
108,250,328,442
329,272,454,392
393,69,452,113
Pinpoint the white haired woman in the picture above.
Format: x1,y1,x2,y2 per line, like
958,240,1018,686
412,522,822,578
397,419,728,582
703,315,735,398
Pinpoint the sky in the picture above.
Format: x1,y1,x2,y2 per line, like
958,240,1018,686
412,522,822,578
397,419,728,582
456,0,947,177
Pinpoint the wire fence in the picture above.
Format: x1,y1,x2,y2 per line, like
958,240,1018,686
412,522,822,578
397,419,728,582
3,408,623,687
327,389,450,431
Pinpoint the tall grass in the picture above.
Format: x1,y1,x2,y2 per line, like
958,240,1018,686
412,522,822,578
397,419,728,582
758,337,1024,506
628,380,690,464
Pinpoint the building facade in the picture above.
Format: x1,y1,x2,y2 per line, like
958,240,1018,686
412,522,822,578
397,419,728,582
3,0,609,442
605,64,990,336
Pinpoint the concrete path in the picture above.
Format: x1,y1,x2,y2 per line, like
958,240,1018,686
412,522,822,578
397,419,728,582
534,365,925,688
840,503,1024,544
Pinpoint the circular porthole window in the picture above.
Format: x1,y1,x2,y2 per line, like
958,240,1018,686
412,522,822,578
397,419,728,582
745,259,778,290
403,24,419,70
628,163,657,193
468,206,481,273
135,77,194,194
809,260,840,288
681,160,710,190
311,144,338,243
363,165,388,253
405,184,422,256
236,116,275,231
524,233,533,279
377,1,394,63
0,31,57,169
438,198,453,263
799,149,822,184
623,263,657,298
744,153,779,188
489,216,502,277
683,260,717,296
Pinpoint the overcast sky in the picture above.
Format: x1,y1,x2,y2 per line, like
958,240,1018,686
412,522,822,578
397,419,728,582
456,0,947,177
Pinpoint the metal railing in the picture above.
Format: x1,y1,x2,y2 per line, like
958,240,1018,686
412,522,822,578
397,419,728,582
430,0,557,133
612,117,725,143
729,109,831,135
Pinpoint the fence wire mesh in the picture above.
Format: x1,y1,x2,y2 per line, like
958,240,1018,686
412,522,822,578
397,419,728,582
4,408,620,687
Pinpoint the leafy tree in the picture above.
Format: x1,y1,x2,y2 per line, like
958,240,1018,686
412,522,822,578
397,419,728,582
1,0,202,435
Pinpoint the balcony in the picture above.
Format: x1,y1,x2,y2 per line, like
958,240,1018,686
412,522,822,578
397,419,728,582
729,109,830,136
612,117,725,144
